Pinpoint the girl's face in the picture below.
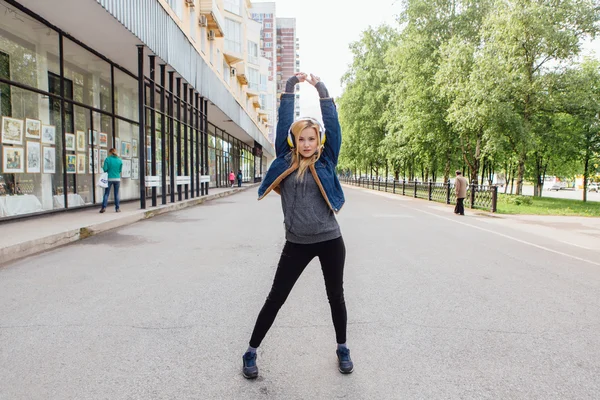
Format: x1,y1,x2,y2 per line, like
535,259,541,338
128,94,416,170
297,127,319,158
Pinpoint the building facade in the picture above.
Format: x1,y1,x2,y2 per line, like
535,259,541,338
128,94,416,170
276,17,300,118
0,0,275,220
250,2,277,144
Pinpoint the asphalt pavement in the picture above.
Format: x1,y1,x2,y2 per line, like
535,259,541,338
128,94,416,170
1,185,599,399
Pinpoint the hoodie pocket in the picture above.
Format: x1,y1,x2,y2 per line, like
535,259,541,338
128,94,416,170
287,205,331,237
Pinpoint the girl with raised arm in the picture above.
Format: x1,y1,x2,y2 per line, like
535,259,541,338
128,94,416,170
242,72,352,379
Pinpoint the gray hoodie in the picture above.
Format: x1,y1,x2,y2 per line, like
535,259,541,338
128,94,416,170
279,169,341,244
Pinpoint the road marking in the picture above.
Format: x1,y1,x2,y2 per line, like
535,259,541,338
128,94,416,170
346,185,600,267
558,240,591,250
371,214,414,218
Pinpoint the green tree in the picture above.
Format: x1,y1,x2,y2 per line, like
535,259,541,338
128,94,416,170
385,0,493,183
338,25,398,177
469,0,599,194
558,59,600,201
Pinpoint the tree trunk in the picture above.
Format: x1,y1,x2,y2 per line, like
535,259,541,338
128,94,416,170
540,165,547,196
402,160,406,180
504,162,510,194
472,134,482,185
444,151,451,183
583,146,590,202
516,156,526,195
385,162,388,182
510,166,515,195
480,156,486,185
533,155,542,197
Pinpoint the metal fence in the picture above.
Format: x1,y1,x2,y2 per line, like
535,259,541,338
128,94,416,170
339,177,498,212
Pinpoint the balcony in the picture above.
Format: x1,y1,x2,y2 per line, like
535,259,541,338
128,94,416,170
258,109,268,122
246,82,260,97
223,42,243,64
235,62,248,84
199,0,224,37
250,94,261,108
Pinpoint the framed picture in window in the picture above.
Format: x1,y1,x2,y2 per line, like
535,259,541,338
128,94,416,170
132,158,139,180
25,118,41,139
122,159,131,178
3,146,24,173
77,153,86,174
26,141,41,173
89,129,97,146
89,148,99,174
65,133,76,151
66,154,76,174
43,146,56,174
121,141,131,159
99,132,108,148
99,149,108,169
41,124,56,145
2,116,24,145
76,130,86,152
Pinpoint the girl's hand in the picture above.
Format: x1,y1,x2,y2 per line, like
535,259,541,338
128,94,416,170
306,73,321,86
295,72,307,82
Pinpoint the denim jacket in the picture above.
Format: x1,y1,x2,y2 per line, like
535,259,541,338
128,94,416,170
257,93,345,212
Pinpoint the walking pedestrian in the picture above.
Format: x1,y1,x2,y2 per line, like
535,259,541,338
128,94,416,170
237,169,243,187
241,72,351,379
99,148,123,213
454,170,468,216
229,170,235,187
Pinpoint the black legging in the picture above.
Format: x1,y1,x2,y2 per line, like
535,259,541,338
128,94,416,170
249,236,347,348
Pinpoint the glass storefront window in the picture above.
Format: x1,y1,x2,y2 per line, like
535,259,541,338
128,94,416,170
0,88,64,215
209,147,216,186
63,38,111,110
116,118,139,201
114,68,139,122
68,105,95,207
0,1,60,92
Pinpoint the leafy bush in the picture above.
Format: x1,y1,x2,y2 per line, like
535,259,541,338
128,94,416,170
505,195,533,206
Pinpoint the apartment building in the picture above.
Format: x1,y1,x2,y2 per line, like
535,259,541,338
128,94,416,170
276,18,300,118
0,0,274,220
250,2,277,143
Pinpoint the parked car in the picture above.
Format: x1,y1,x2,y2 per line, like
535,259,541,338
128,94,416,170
588,183,599,193
549,182,566,191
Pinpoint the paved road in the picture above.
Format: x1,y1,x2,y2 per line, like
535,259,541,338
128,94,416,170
1,186,599,399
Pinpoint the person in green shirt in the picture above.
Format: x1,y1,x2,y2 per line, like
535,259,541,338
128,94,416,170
100,148,123,213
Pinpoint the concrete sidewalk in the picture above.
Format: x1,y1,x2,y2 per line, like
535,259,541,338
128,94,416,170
0,184,258,266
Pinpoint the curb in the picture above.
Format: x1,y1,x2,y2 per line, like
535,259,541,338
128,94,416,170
0,184,258,266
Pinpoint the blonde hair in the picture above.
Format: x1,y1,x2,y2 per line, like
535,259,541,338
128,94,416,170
290,119,323,181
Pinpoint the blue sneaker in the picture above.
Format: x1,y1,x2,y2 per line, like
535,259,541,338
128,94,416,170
336,347,354,374
242,351,258,379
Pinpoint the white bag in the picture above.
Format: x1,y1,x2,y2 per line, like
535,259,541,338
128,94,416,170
97,172,109,188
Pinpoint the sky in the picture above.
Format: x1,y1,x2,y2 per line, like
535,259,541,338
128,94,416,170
254,0,404,120
255,0,600,122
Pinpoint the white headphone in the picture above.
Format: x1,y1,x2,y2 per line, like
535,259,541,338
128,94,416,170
287,117,326,148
